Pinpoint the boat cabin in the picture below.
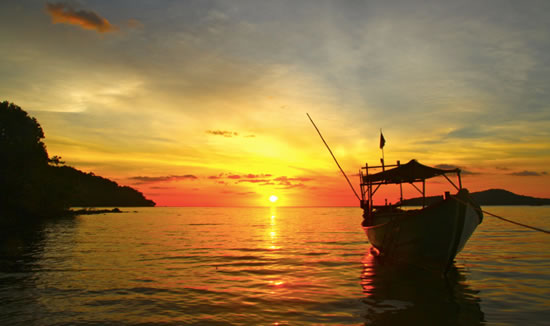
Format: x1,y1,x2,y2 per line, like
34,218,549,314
359,159,463,218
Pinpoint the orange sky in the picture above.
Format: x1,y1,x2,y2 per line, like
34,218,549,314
2,1,550,206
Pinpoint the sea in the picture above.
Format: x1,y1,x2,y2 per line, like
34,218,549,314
1,206,549,326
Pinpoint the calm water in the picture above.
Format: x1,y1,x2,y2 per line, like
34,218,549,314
1,207,549,325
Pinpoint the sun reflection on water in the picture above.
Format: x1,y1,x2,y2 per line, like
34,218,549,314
268,207,280,250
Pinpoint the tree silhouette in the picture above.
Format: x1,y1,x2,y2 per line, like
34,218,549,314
0,101,48,166
0,101,63,220
1,101,154,224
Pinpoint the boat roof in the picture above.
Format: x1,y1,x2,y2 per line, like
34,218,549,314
363,159,460,184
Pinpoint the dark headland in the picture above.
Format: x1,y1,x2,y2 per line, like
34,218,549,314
402,189,550,206
0,101,155,226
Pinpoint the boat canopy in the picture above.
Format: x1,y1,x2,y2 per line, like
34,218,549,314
363,159,459,184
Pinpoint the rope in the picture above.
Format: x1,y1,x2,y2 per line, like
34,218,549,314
453,195,550,234
481,209,550,234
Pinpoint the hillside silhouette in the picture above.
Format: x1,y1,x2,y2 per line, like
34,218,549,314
50,165,155,207
0,101,154,224
401,189,550,206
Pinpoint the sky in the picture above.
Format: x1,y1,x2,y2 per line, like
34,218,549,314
1,0,549,206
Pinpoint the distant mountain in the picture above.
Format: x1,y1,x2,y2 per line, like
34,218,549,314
401,189,550,206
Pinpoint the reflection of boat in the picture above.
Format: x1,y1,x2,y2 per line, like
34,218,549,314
360,252,485,325
360,160,483,274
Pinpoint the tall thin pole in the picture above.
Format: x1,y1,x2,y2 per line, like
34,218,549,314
306,113,361,201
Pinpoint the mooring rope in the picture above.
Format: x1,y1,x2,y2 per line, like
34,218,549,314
453,196,550,234
480,209,550,234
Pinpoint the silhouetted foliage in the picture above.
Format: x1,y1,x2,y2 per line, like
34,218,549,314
49,165,155,207
1,101,154,225
0,101,60,221
48,155,65,166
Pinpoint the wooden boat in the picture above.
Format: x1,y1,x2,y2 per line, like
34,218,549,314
359,159,483,274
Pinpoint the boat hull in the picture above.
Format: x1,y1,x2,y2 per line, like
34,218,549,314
362,189,482,274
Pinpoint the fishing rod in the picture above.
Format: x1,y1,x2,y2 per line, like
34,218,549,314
307,113,361,202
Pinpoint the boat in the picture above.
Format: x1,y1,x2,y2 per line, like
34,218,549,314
359,159,483,274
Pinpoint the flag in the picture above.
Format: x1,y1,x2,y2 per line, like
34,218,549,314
379,131,385,149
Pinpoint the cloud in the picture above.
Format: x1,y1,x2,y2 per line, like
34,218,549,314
45,2,117,33
509,170,546,176
129,174,198,184
243,174,272,178
208,172,312,189
272,176,313,188
434,164,458,170
276,183,306,189
227,174,241,179
237,179,271,183
445,127,488,140
273,176,313,182
206,130,257,138
221,190,255,196
206,130,239,137
209,173,273,184
126,18,144,29
434,164,477,175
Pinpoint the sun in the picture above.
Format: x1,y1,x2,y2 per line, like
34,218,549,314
269,195,278,203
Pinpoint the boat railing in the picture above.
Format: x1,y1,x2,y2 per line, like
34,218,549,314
359,160,463,217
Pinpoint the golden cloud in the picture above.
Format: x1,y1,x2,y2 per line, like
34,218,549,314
46,2,117,33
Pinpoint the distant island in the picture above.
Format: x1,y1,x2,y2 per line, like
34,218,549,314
401,189,550,206
0,101,154,225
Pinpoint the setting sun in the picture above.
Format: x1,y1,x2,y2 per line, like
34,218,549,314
269,195,279,203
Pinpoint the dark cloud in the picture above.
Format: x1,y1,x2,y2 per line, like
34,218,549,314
221,190,255,195
273,176,313,182
237,179,270,183
272,176,313,188
243,174,272,178
434,164,477,175
206,130,256,138
237,191,256,195
45,2,117,33
129,174,198,184
208,173,226,179
206,130,239,137
434,164,458,170
227,174,241,179
276,183,306,189
209,172,312,188
445,127,488,139
509,170,545,176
